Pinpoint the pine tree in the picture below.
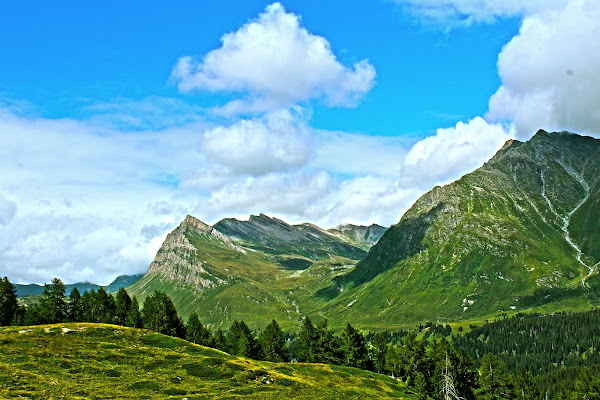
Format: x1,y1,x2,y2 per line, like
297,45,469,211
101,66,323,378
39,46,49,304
94,287,116,323
296,316,317,362
68,287,83,322
513,368,539,400
80,289,93,321
314,319,344,365
39,277,67,323
0,276,18,325
115,288,131,325
125,296,142,328
476,354,514,400
141,291,185,338
186,312,213,346
342,323,372,370
259,319,288,362
213,329,227,351
373,332,388,373
414,372,428,400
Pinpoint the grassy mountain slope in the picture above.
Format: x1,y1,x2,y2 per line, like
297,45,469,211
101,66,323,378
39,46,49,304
318,131,600,326
127,215,375,329
0,323,415,399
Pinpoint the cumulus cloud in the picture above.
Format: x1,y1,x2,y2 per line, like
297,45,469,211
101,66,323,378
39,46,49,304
201,108,311,176
400,117,513,188
171,2,375,113
203,171,331,218
395,0,568,27
487,0,600,138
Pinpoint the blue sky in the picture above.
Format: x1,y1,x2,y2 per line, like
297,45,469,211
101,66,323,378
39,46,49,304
1,0,599,284
0,0,516,135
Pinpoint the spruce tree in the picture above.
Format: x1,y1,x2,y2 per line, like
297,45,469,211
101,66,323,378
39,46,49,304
68,287,83,322
115,288,131,325
342,323,372,370
0,276,18,326
141,291,185,338
186,312,213,346
39,278,67,323
259,319,288,362
373,332,388,373
296,316,317,362
125,296,142,328
314,319,344,365
476,354,514,400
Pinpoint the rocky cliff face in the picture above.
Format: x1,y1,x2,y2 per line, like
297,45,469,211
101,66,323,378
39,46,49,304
144,215,238,291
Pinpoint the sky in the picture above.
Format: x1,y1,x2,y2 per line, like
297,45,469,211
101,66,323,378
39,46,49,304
1,0,599,284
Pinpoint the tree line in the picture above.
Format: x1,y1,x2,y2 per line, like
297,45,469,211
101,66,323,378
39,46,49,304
1,276,599,399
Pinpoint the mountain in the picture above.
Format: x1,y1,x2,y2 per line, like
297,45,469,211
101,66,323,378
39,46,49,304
15,273,144,298
318,130,600,325
127,214,385,329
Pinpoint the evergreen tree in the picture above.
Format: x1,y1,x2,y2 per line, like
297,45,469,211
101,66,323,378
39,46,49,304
226,320,261,359
0,276,18,326
141,291,185,338
476,354,514,400
342,323,372,370
259,319,288,362
414,372,428,400
186,312,213,346
372,331,388,373
385,344,402,378
213,328,227,352
125,296,142,328
572,368,600,400
94,287,116,323
12,305,26,325
313,319,344,365
513,368,539,400
81,289,95,321
68,287,83,322
296,316,317,362
38,278,67,323
114,288,131,325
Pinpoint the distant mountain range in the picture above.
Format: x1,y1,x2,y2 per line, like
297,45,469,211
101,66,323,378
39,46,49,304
15,273,144,298
125,130,600,329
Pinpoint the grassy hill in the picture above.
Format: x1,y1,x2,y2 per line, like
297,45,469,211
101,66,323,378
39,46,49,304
0,323,415,399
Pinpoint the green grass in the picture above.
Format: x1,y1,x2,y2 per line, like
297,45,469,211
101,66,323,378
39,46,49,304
0,323,416,399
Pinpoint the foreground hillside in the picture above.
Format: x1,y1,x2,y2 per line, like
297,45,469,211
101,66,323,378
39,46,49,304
0,323,414,399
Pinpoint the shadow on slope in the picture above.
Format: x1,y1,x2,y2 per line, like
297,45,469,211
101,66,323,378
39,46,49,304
315,204,444,300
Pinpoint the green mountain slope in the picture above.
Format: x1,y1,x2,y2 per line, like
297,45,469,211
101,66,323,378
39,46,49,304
0,323,415,399
319,131,600,325
127,215,382,329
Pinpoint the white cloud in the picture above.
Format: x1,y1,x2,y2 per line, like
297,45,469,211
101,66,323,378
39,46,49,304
0,194,16,225
170,2,375,113
486,0,600,138
203,171,332,219
201,108,311,176
400,117,513,188
395,0,568,27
